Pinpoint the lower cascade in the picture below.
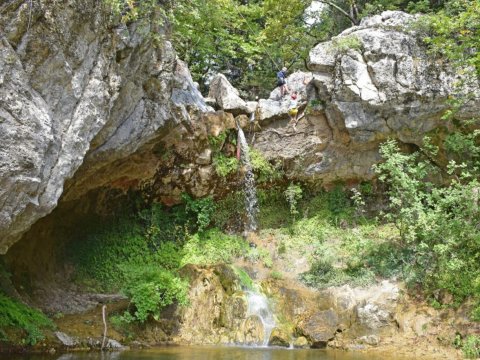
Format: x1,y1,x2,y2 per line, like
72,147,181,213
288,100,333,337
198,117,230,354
244,291,276,347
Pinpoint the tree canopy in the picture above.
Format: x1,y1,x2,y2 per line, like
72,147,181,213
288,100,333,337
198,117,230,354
104,0,479,97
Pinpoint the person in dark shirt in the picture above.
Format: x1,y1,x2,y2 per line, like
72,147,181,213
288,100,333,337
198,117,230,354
276,67,290,98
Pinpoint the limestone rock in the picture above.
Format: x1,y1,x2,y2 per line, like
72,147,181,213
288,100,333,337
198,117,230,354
241,315,265,346
357,335,380,346
296,309,339,348
208,74,249,114
0,0,208,252
254,10,480,183
55,332,78,347
269,71,313,101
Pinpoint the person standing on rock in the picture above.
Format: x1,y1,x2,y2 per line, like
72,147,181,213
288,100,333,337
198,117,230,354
277,67,290,98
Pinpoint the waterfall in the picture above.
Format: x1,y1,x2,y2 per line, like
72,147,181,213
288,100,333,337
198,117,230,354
237,126,259,233
246,291,276,347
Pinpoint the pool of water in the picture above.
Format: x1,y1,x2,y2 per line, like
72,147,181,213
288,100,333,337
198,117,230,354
0,346,416,360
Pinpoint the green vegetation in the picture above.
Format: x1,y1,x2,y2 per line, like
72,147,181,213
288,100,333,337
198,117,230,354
182,194,216,233
372,138,480,314
68,199,272,323
249,148,283,184
269,270,284,280
0,294,54,345
284,183,303,217
332,35,363,53
233,267,254,290
213,153,239,177
416,0,479,77
100,0,476,97
455,334,480,359
181,229,249,266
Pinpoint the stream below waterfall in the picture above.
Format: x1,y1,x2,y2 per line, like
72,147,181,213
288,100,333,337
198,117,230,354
0,347,419,360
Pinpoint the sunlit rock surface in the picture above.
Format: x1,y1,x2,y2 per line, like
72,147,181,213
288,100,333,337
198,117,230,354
0,0,207,252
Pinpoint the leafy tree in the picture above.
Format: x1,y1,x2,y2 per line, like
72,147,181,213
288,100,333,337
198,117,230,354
374,138,480,314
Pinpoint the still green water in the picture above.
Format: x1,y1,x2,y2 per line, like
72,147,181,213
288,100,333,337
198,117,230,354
0,346,414,360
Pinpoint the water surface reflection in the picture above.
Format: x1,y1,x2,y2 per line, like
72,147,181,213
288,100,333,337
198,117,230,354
0,346,415,360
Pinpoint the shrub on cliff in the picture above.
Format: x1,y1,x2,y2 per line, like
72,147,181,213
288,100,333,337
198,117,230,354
375,138,480,316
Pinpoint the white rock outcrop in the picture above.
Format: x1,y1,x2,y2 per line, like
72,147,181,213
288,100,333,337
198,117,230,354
254,10,480,182
208,73,249,114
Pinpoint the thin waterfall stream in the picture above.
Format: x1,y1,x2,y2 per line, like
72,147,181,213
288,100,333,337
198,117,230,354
237,124,275,347
237,124,259,233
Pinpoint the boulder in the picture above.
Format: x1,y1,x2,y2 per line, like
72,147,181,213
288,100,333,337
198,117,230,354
208,74,249,114
293,336,310,348
254,10,480,183
268,327,291,347
296,309,339,348
55,332,78,347
256,99,291,123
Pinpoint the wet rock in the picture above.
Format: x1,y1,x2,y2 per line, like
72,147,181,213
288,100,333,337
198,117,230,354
55,331,78,347
106,339,125,349
219,294,247,328
268,328,290,347
241,315,265,346
297,309,339,348
293,336,310,348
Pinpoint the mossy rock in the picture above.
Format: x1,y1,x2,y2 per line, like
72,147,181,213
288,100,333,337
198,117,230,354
214,264,241,295
268,327,290,347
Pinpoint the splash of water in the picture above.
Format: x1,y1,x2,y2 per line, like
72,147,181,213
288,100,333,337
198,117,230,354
237,126,259,233
246,291,276,347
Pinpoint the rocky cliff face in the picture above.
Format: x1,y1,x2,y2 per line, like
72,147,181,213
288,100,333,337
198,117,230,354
0,0,208,253
1,8,479,253
254,11,479,182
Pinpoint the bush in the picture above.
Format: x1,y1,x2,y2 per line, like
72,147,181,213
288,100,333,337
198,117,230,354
374,138,480,313
270,270,283,280
300,259,375,289
182,194,216,233
0,294,55,345
120,265,189,322
249,148,283,183
284,183,303,217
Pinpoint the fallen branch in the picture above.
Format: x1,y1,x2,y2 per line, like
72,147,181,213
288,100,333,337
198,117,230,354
101,305,107,350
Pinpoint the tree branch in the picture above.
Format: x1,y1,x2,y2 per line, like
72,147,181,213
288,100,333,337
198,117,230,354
317,0,360,25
